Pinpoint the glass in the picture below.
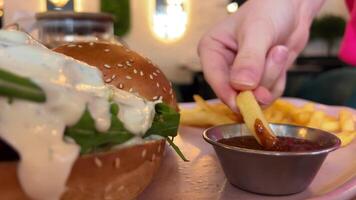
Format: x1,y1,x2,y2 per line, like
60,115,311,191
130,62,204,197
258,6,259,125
36,12,115,48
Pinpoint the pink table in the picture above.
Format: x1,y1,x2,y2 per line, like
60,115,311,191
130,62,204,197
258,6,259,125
139,99,356,200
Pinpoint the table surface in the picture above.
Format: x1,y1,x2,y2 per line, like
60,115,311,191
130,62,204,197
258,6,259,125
138,99,356,200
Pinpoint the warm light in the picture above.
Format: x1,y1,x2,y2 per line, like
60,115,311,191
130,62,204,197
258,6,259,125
151,0,189,42
74,0,83,12
48,0,70,8
227,2,238,13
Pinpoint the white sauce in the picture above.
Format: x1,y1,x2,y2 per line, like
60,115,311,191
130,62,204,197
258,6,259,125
0,30,156,200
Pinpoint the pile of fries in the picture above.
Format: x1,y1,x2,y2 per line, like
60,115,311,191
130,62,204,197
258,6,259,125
180,95,356,146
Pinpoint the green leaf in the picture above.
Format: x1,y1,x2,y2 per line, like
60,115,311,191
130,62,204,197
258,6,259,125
0,68,46,102
145,103,180,138
166,137,189,162
65,103,134,154
145,103,188,161
65,102,187,161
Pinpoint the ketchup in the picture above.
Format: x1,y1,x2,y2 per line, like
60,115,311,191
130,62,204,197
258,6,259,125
218,136,323,152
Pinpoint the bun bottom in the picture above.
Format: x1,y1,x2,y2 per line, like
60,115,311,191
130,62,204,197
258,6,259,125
0,139,165,200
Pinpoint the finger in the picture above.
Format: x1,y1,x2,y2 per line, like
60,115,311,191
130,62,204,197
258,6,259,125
198,37,238,111
230,19,275,90
253,86,273,106
260,45,289,89
270,66,287,100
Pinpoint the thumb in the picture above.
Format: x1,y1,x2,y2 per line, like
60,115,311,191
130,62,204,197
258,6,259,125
230,21,274,90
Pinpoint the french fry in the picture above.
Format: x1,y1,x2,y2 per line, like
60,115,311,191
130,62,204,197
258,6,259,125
320,119,340,132
180,95,356,147
339,109,355,132
335,131,356,147
180,108,234,127
307,111,325,129
293,112,312,125
236,91,277,148
193,95,214,112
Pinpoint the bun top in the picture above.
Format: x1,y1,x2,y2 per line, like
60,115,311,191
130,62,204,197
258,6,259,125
54,42,177,109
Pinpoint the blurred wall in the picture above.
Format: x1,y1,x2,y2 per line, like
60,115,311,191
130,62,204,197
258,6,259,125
317,0,349,19
124,0,229,84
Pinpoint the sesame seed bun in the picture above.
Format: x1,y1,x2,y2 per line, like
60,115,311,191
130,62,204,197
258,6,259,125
0,42,176,200
0,140,165,200
53,42,178,109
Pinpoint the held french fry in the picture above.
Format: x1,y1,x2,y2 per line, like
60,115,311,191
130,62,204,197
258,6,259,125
236,91,277,148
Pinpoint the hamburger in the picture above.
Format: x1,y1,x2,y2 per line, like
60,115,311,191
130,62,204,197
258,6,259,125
0,30,185,200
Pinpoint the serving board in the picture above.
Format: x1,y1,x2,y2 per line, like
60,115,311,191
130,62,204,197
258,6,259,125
139,98,356,200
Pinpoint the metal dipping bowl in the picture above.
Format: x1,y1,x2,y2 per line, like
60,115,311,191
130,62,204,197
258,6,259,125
203,123,341,195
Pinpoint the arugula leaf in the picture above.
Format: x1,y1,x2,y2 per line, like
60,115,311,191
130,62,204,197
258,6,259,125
145,103,188,161
145,103,180,138
65,102,187,161
0,68,46,102
65,103,134,154
167,137,189,162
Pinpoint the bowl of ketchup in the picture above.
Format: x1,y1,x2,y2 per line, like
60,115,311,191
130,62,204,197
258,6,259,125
203,123,341,195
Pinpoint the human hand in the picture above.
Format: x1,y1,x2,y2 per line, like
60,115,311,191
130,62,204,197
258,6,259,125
198,0,325,111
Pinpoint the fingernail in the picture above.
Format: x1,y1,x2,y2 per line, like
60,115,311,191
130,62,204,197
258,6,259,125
272,46,288,64
231,69,256,88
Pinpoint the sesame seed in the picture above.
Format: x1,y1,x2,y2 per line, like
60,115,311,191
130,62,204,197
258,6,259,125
111,74,116,80
169,88,173,94
169,82,172,86
158,145,161,153
156,69,161,73
129,88,133,92
105,78,112,83
158,96,162,100
105,184,113,193
104,196,113,200
129,59,134,62
171,94,174,99
142,149,147,158
156,82,160,88
152,96,158,100
125,48,130,52
152,154,156,161
117,63,124,67
104,64,111,69
133,69,138,74
117,186,125,192
126,76,132,80
104,49,110,52
140,71,144,76
153,72,158,76
149,74,154,80
94,157,103,168
163,87,167,92
78,45,83,48
126,61,132,67
89,42,94,46
114,158,120,169
119,83,123,89
67,44,76,47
